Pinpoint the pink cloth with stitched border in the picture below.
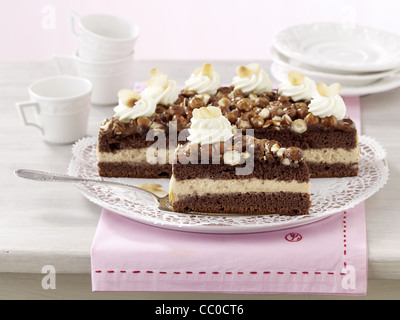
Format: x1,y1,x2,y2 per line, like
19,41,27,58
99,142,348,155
91,96,367,295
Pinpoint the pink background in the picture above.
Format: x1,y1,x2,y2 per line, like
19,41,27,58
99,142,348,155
2,0,400,61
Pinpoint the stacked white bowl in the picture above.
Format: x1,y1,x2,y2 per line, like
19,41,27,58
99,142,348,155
54,11,140,105
270,22,400,96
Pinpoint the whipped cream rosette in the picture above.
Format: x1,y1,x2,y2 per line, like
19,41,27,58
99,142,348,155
113,89,156,122
232,63,272,95
140,68,179,106
308,83,346,120
184,63,221,95
278,71,317,102
187,106,233,145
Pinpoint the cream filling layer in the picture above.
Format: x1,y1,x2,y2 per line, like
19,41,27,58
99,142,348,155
169,176,311,202
302,147,359,165
98,146,359,165
97,147,172,164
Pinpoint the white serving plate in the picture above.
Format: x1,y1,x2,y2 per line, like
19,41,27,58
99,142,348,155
270,45,400,87
271,62,400,96
68,136,388,234
273,22,400,73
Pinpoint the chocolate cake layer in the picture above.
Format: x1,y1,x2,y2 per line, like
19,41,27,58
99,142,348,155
253,121,357,150
307,162,358,178
172,160,310,182
98,120,189,152
172,192,311,216
98,162,171,178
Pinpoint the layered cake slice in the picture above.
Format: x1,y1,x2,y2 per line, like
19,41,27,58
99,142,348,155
274,72,359,177
219,68,359,178
97,64,222,178
169,106,311,216
97,68,189,178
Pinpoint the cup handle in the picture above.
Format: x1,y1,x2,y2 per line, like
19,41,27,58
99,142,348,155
69,10,81,39
15,101,43,133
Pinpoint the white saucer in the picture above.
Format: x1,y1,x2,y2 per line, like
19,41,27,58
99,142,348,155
271,62,400,96
273,22,400,73
270,46,400,87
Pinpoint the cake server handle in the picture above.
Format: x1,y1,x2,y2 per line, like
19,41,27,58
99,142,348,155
14,169,165,201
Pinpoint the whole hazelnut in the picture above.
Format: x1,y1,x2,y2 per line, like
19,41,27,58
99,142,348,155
305,112,320,125
284,147,303,161
226,109,241,124
230,89,245,101
296,104,309,119
218,86,233,96
218,97,231,109
223,150,242,166
172,114,189,130
283,106,297,119
269,106,283,118
236,118,252,130
255,96,270,108
321,115,338,127
281,114,293,126
250,116,265,128
258,108,270,120
168,104,186,116
137,117,151,128
265,140,279,152
188,97,205,109
236,98,253,112
155,104,168,114
291,119,308,134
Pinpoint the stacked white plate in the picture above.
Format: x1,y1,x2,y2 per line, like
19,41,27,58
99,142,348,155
270,22,400,96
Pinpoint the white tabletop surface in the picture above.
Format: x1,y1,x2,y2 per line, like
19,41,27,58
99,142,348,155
1,60,400,298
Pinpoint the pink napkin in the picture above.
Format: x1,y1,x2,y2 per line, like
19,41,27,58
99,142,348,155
90,95,366,295
91,203,366,295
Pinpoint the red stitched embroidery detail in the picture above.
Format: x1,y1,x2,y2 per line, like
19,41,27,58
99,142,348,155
94,270,345,275
94,209,351,278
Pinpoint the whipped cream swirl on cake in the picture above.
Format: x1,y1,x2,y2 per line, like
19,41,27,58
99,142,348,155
141,68,179,106
187,106,233,145
232,63,272,94
184,63,221,95
308,83,346,120
113,89,156,122
278,71,317,101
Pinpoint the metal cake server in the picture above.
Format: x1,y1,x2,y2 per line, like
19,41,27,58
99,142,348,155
14,169,172,212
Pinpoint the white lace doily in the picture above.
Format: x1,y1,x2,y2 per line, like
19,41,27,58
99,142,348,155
68,135,388,234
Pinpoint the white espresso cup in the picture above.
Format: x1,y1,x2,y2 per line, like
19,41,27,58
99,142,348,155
53,51,134,105
69,11,140,61
16,76,93,144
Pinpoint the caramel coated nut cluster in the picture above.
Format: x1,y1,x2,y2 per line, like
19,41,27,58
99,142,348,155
176,133,304,167
109,84,351,136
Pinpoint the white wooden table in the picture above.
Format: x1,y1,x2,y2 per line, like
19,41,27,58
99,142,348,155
1,60,400,300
